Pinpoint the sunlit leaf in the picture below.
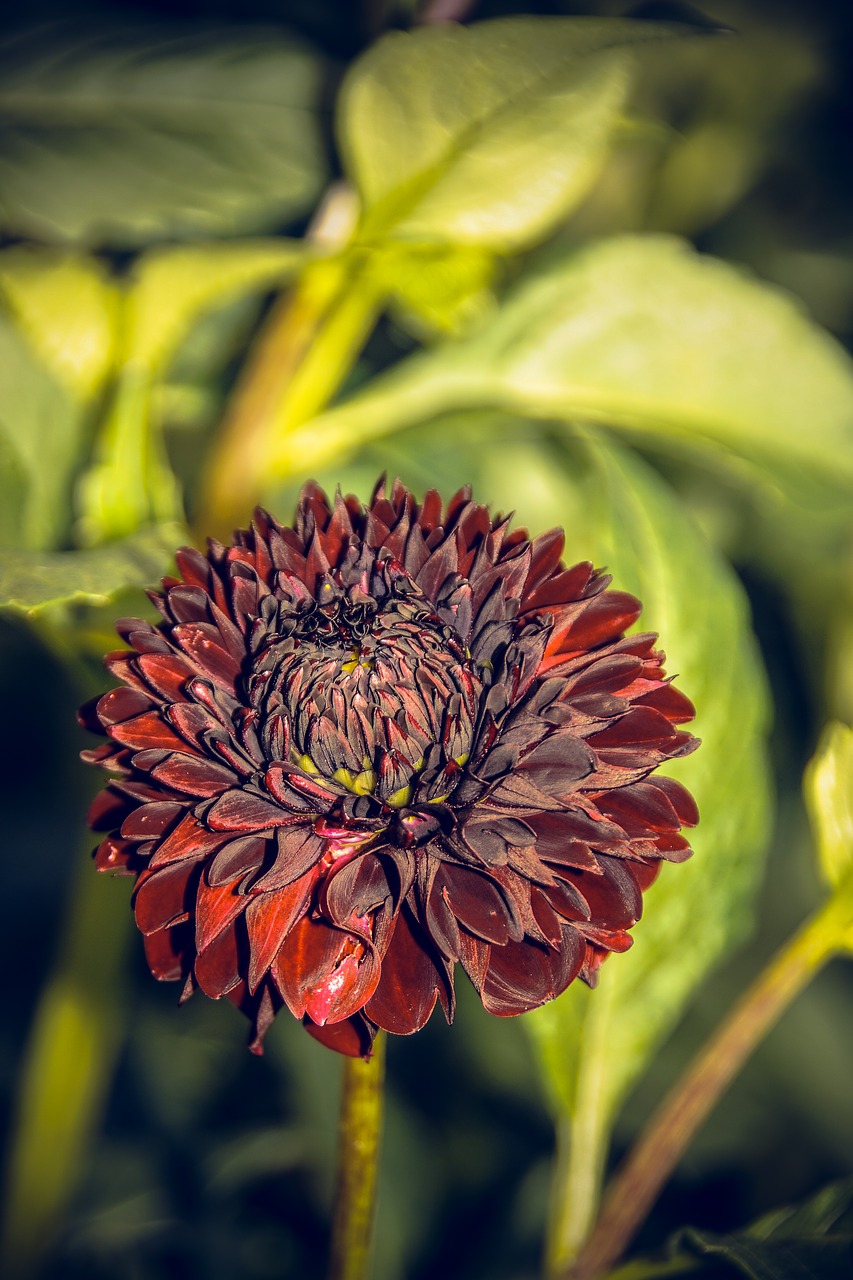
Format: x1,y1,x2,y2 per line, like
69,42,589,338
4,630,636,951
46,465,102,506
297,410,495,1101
0,247,119,401
0,23,328,247
279,237,853,496
373,243,497,341
0,523,184,614
0,311,82,551
339,18,701,249
126,238,307,371
453,431,770,1135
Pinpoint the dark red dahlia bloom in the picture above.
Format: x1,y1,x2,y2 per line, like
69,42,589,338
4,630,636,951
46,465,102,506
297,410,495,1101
80,479,698,1058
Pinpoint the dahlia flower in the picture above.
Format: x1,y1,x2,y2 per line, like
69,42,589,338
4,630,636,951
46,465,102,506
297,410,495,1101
81,479,698,1057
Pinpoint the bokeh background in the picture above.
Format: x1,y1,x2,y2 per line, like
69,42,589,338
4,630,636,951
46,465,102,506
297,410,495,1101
1,1,852,1278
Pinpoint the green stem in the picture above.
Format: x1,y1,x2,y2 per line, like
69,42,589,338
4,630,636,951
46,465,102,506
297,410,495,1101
328,1033,386,1280
196,187,381,539
546,984,615,1279
566,898,845,1280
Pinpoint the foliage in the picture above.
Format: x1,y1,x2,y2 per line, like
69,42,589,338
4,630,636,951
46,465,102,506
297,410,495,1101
1,3,851,1280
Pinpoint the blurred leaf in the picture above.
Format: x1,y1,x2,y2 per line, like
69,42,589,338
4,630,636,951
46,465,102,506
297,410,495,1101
607,1180,853,1279
511,435,771,1190
126,239,307,371
0,309,83,551
339,17,700,249
76,371,185,544
374,243,498,341
0,23,328,247
0,247,119,401
0,522,184,614
284,236,853,496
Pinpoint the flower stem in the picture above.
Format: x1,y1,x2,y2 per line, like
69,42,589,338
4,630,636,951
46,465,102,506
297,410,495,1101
328,1033,386,1280
567,898,845,1280
195,183,383,539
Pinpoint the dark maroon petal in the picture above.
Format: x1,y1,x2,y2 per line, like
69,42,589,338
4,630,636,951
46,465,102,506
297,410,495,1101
110,711,189,752
195,924,242,997
481,926,585,1016
303,1012,377,1058
121,801,184,841
134,861,198,934
365,907,445,1035
245,870,318,992
206,790,298,832
273,914,380,1026
196,875,250,952
151,753,238,798
96,687,154,727
207,836,267,888
440,865,516,946
573,857,643,927
143,924,191,982
149,813,228,868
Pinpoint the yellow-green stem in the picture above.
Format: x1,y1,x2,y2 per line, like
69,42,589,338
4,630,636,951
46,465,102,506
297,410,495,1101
328,1033,386,1280
197,253,384,539
567,897,845,1280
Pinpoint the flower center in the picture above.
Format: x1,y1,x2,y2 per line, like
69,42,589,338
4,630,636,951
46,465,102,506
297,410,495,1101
250,558,484,807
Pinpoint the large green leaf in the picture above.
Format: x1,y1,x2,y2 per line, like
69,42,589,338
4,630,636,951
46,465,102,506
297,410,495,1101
276,237,853,494
518,433,771,1126
339,18,699,249
0,248,119,401
0,23,327,247
126,239,308,372
0,310,83,551
0,523,184,614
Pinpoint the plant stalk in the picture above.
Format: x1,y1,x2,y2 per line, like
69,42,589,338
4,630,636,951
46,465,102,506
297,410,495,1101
196,184,382,539
328,1033,386,1280
567,898,845,1280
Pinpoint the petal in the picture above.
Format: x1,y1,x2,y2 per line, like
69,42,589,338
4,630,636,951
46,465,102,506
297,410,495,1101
195,924,242,997
134,860,198,934
206,789,296,832
272,915,379,1025
110,711,188,752
149,812,228,868
302,1013,377,1059
207,835,268,887
196,876,250,952
121,801,184,841
364,908,445,1036
151,753,238,798
143,923,191,982
481,926,584,1015
440,865,515,946
245,870,318,992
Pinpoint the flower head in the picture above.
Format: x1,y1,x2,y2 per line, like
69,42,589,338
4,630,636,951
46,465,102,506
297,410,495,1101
81,479,698,1057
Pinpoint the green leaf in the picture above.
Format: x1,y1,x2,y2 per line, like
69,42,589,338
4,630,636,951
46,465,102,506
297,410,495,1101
280,237,853,495
0,523,184,614
0,248,119,401
608,1180,853,1279
0,310,83,551
0,23,327,247
505,434,771,1230
373,243,497,340
803,722,853,893
126,238,307,371
339,18,697,249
